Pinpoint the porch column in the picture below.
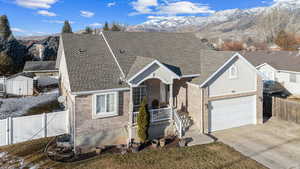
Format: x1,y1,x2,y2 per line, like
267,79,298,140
128,86,134,144
129,87,134,125
169,83,173,108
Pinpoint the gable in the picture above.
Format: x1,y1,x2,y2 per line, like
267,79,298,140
129,61,179,86
257,63,277,81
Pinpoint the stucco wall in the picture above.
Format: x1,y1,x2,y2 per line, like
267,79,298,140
74,90,130,152
173,78,189,112
187,83,202,130
208,57,257,97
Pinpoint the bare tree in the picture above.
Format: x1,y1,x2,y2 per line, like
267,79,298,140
258,8,291,43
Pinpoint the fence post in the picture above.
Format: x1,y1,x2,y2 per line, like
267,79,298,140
7,117,12,145
43,113,47,138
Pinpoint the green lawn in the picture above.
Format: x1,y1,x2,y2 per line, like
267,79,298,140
0,138,267,169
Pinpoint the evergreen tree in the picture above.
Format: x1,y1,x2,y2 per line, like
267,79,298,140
0,15,12,40
103,22,110,31
111,24,121,31
0,51,14,75
62,20,73,33
84,26,93,34
137,98,150,143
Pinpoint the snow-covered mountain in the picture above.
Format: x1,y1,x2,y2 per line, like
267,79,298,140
128,0,300,41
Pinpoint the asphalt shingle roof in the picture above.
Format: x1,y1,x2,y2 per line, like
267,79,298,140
102,31,211,78
23,61,57,72
61,33,128,92
61,32,237,92
241,51,300,72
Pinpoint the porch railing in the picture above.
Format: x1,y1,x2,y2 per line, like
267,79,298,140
132,107,172,124
174,110,183,138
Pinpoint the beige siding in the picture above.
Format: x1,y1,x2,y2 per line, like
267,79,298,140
208,57,257,97
74,91,130,152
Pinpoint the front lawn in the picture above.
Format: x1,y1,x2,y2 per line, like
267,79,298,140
0,138,267,169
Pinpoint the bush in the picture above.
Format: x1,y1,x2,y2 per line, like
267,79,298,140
137,98,150,143
221,41,244,51
275,30,298,50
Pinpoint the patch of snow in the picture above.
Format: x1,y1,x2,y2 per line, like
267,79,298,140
0,152,7,158
0,90,59,120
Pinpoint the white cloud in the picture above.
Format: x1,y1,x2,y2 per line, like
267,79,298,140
43,20,75,24
89,22,102,27
15,0,59,9
11,28,26,33
80,10,95,18
131,0,158,15
130,0,214,15
107,2,116,7
157,1,214,15
37,10,57,16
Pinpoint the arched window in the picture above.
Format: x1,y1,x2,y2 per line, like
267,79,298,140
229,64,238,79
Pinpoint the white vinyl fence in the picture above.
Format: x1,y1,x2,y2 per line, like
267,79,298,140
0,110,69,146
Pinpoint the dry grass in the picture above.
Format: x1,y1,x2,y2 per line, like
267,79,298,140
25,100,61,116
0,138,267,169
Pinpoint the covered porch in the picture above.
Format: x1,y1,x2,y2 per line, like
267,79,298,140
131,78,174,124
127,59,185,139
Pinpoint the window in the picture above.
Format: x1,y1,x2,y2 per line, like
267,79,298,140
133,86,147,112
229,64,238,79
93,92,118,119
290,73,297,83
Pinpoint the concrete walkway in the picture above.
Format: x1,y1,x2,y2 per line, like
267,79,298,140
183,125,215,146
213,119,300,169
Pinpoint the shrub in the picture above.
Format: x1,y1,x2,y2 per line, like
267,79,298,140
275,30,298,50
221,41,244,51
137,98,150,143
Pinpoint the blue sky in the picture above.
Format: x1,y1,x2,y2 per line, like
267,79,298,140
0,0,276,36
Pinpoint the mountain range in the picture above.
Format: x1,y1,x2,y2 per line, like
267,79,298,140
128,0,300,42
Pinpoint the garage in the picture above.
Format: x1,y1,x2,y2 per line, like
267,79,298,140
208,95,257,132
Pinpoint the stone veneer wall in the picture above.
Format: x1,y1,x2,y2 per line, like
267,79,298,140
74,91,130,152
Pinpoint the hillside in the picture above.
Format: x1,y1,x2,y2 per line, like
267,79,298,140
128,0,300,42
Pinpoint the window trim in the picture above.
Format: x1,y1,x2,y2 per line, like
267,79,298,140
289,73,297,83
229,64,238,79
92,91,118,119
133,86,147,112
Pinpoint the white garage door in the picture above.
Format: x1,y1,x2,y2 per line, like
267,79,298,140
209,95,256,132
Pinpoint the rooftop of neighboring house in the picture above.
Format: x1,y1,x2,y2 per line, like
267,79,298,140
242,51,300,72
8,72,34,79
23,61,58,73
60,32,238,93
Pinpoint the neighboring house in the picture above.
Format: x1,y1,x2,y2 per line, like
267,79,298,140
2,73,34,96
23,61,58,78
243,51,300,96
56,32,263,153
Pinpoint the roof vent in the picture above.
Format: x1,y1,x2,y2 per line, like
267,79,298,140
119,49,126,54
78,48,87,56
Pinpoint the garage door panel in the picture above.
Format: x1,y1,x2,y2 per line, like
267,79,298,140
209,95,256,132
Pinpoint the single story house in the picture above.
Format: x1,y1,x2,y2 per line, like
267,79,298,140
3,72,34,96
243,51,300,96
57,32,263,153
23,61,58,78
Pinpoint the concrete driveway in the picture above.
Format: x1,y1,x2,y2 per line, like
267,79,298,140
213,119,300,169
